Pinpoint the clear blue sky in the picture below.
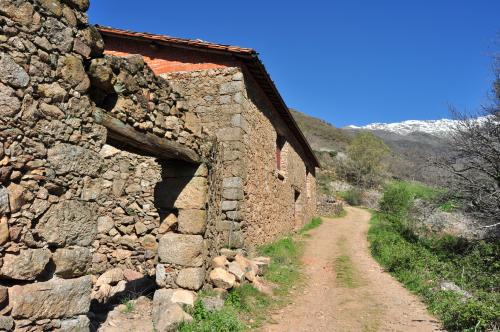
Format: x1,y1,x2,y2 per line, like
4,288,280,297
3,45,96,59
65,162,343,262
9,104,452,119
89,1,499,127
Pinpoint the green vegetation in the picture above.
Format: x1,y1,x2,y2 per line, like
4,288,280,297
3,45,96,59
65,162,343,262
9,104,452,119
338,188,363,206
369,181,500,331
258,237,302,297
335,255,361,288
346,132,391,187
439,200,459,212
178,300,243,332
334,236,363,289
179,233,305,331
120,296,135,313
299,217,322,234
316,170,337,195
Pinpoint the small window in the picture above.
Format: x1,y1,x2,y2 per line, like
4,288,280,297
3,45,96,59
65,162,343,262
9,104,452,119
294,189,302,224
276,135,286,170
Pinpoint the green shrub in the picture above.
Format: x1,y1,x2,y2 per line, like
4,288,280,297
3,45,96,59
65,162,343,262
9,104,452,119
346,132,391,187
339,188,363,206
379,182,414,217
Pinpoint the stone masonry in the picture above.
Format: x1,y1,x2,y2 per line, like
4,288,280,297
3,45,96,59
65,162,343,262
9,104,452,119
0,1,213,330
0,1,319,330
165,67,318,248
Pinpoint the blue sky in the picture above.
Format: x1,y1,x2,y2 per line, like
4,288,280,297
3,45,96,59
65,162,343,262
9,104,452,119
89,1,499,127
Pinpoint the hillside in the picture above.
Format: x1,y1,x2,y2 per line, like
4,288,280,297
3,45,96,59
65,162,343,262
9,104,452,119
292,110,451,184
290,109,352,152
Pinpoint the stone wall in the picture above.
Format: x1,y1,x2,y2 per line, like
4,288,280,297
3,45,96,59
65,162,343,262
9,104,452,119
164,68,248,251
0,1,210,330
165,67,317,248
0,0,318,329
240,69,317,246
317,195,344,217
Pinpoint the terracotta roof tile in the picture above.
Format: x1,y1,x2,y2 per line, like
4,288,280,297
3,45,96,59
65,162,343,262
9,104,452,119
97,25,255,54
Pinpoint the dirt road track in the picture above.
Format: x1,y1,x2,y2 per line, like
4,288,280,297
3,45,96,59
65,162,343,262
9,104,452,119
262,207,442,332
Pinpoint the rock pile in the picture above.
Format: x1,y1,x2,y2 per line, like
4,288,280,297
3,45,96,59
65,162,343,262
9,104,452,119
209,250,272,294
147,251,271,332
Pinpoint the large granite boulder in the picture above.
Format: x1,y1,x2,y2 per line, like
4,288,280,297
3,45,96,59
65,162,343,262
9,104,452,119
56,315,90,332
158,233,203,267
0,82,21,118
0,52,29,88
0,248,51,280
177,209,206,235
175,267,205,290
47,144,103,176
36,200,97,247
9,276,92,319
53,246,91,278
152,289,192,332
154,177,207,210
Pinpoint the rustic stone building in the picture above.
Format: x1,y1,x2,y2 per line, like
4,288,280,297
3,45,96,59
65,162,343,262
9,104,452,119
99,27,320,247
0,1,318,330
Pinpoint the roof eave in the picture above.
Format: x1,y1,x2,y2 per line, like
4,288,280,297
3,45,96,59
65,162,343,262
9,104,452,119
97,26,320,168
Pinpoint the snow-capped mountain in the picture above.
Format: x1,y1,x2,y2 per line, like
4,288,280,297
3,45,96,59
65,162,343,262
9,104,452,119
346,117,488,137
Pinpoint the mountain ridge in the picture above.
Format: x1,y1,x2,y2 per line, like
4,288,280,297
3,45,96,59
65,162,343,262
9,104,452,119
345,116,488,137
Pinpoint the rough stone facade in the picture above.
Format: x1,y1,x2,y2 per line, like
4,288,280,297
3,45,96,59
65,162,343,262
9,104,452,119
101,27,320,250
0,1,212,330
165,67,318,247
0,1,318,329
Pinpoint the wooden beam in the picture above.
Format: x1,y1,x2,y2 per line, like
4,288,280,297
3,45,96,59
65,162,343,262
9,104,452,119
93,109,201,164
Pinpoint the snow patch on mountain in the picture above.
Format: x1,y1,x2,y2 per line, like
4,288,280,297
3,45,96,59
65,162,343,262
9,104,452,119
346,117,488,137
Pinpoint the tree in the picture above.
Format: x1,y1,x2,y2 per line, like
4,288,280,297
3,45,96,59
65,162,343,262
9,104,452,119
345,132,391,187
435,56,500,227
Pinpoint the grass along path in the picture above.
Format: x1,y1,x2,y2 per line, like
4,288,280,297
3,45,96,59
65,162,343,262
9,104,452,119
371,181,500,331
262,207,441,332
178,223,311,331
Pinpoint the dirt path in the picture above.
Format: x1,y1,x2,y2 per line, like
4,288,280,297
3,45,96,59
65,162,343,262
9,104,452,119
263,207,442,332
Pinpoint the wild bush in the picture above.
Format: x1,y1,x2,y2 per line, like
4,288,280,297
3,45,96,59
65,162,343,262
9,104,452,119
434,57,500,226
345,132,391,188
379,182,414,218
339,188,363,206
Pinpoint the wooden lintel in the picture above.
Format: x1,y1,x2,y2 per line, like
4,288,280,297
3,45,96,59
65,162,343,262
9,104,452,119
94,109,201,164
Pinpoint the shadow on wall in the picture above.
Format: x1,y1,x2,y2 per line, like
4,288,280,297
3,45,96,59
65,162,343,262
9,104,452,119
155,163,193,214
89,275,156,330
154,160,207,220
